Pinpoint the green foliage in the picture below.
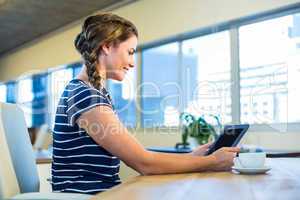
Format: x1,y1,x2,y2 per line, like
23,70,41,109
180,113,221,145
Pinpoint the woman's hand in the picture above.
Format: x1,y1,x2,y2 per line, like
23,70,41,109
209,147,240,171
190,142,213,156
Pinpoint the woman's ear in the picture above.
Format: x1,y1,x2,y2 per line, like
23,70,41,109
101,43,111,56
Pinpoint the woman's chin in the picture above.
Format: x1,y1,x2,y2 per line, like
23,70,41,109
112,74,125,81
107,71,126,82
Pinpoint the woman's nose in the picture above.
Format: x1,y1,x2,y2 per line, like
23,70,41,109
129,57,135,68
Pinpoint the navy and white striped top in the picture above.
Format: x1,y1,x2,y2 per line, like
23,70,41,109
51,79,121,194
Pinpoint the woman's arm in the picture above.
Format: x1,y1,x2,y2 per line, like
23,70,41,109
77,106,238,175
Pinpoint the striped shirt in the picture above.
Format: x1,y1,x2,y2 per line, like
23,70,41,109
51,79,121,194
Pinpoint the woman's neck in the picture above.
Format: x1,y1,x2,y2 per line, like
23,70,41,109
76,65,106,88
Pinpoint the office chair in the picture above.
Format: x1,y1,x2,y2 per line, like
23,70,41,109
0,102,92,200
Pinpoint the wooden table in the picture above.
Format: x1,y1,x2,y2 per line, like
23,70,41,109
91,158,300,200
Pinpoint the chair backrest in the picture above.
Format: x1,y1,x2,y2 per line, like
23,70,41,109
0,103,40,193
0,104,20,199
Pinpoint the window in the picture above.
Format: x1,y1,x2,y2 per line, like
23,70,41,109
139,9,300,130
32,74,48,126
0,84,6,102
17,78,34,127
239,13,300,124
6,82,17,103
141,32,231,127
71,62,83,78
49,68,73,127
182,31,232,124
141,42,180,127
107,63,137,127
5,7,300,131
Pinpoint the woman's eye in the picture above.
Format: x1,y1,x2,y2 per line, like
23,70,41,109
129,49,136,55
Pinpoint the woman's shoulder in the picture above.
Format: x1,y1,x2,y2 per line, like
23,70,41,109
63,79,113,126
65,79,107,99
64,79,113,109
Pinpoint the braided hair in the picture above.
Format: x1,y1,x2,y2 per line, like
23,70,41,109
74,13,138,89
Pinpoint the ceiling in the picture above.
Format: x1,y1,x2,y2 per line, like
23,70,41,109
0,0,136,57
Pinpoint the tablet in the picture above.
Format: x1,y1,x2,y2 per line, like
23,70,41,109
205,124,249,155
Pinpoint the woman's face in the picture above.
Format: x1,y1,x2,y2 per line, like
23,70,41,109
102,35,137,81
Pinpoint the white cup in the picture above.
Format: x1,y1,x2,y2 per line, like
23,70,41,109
234,152,266,168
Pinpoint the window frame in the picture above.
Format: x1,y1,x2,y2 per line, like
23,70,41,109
138,3,300,132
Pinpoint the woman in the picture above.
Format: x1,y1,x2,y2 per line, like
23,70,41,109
51,13,239,195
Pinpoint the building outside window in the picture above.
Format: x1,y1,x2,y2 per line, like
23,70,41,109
6,82,17,103
239,13,300,125
182,31,232,124
140,10,300,130
141,32,231,127
141,42,181,127
32,74,48,126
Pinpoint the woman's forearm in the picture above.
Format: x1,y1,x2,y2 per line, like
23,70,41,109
137,151,217,175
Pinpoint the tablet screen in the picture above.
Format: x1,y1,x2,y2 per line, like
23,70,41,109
205,124,249,155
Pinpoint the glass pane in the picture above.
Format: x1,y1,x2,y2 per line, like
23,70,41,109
6,82,17,103
182,31,232,124
18,78,34,102
239,13,300,124
141,42,180,127
17,78,34,127
32,75,48,126
0,84,6,102
72,62,83,78
49,68,73,127
107,57,137,127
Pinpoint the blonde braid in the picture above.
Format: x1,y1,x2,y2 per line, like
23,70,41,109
75,28,102,89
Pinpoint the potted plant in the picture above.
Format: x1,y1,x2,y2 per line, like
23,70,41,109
175,113,222,149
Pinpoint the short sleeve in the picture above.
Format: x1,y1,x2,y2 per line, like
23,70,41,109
66,87,112,126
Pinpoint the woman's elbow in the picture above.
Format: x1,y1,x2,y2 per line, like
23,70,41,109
131,151,156,176
136,166,151,176
136,163,157,176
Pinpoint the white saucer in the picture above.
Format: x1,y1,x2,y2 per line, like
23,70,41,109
232,166,271,174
